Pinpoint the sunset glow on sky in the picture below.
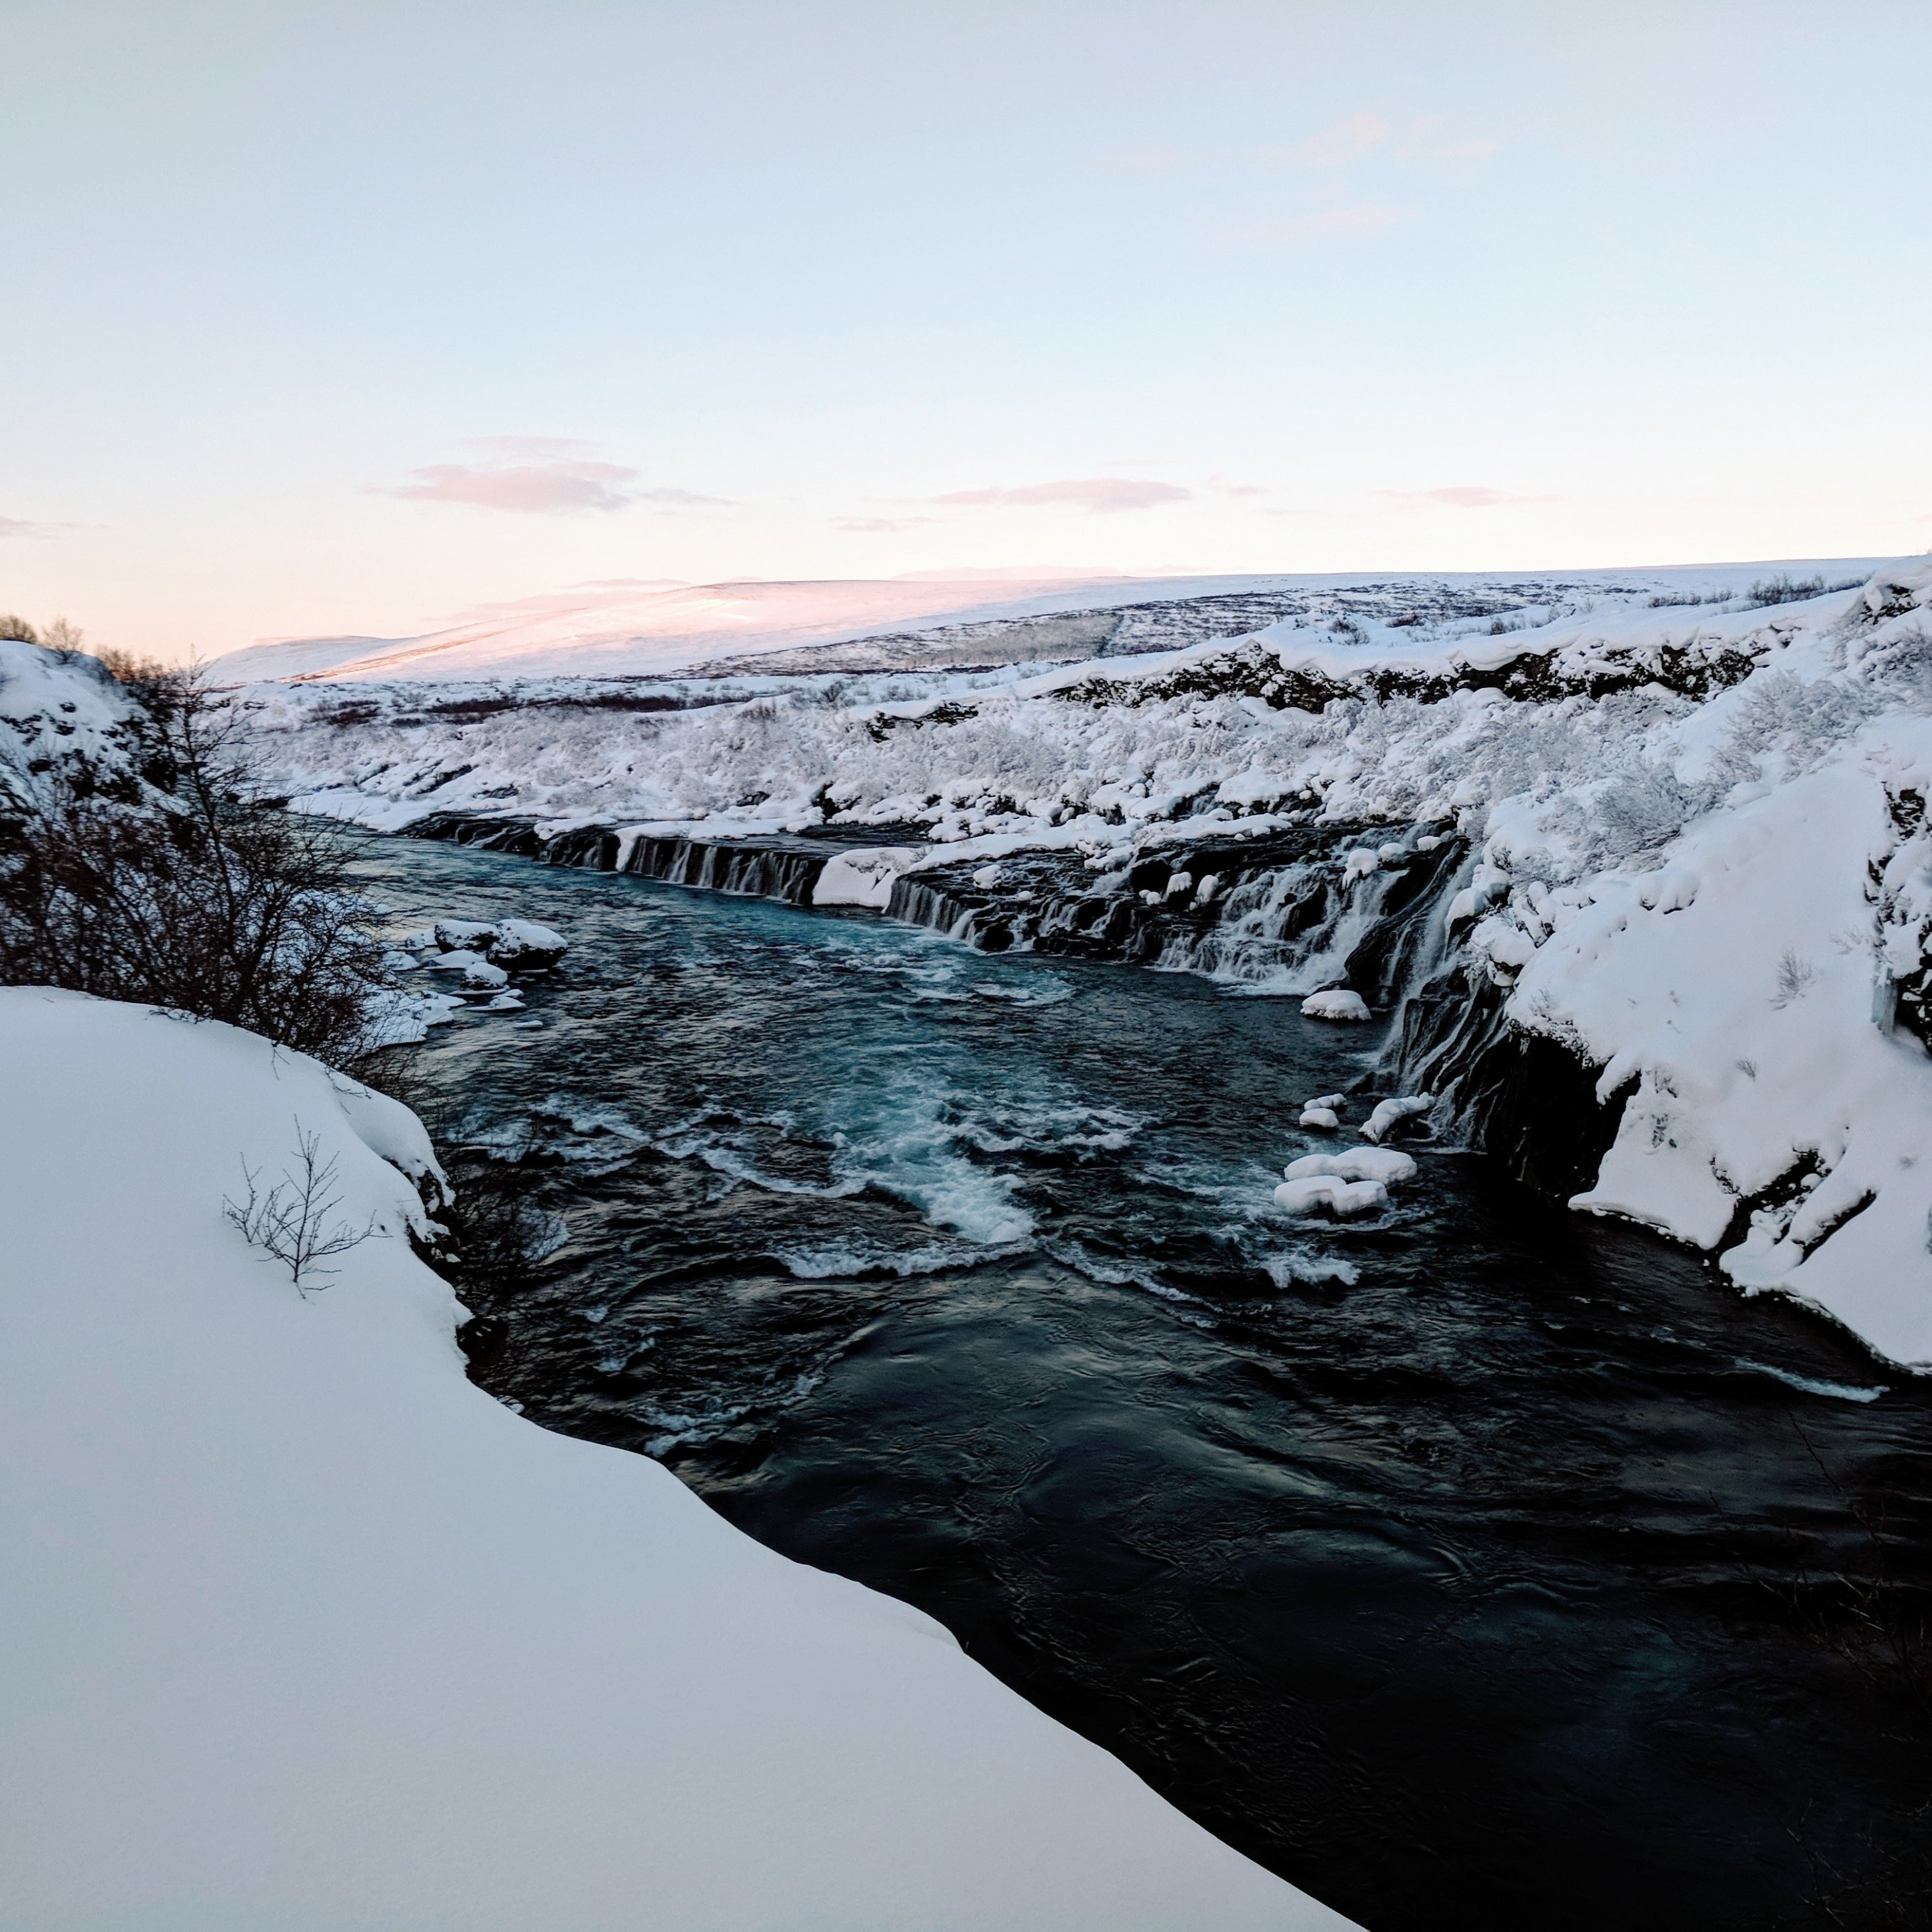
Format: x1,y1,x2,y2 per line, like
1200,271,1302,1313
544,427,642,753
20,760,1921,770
3,1,1929,658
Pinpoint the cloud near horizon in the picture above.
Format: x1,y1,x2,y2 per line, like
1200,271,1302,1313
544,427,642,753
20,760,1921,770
1376,486,1562,511
376,438,727,515
0,514,82,540
932,478,1193,514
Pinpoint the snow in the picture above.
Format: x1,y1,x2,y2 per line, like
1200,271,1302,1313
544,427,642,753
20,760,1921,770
431,916,569,967
208,571,1329,684
1361,1095,1435,1144
814,844,927,909
0,989,1348,1931
1274,1175,1388,1217
1299,1106,1340,1131
186,552,1932,1365
1285,1149,1418,1185
1301,988,1373,1021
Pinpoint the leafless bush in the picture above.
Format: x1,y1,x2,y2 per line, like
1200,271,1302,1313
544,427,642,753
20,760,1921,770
1648,586,1734,608
1593,760,1706,862
223,1119,380,1292
90,643,183,703
1775,950,1819,1005
0,666,393,1065
0,613,39,643
1746,573,1866,609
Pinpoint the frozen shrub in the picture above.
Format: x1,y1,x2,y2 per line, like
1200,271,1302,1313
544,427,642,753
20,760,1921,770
222,1119,378,1292
1593,760,1705,863
0,669,393,1066
1744,573,1864,608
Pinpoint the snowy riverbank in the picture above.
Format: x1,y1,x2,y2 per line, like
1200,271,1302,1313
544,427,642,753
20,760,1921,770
225,559,1932,1367
0,988,1344,1929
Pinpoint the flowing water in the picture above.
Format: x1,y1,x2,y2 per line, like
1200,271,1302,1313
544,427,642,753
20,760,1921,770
356,832,1932,1931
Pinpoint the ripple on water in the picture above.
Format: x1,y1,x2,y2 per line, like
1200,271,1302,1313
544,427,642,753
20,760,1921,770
355,832,1932,1932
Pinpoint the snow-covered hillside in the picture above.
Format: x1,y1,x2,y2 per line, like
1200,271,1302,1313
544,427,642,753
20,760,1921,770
0,988,1342,1930
229,557,1932,1367
207,559,1889,685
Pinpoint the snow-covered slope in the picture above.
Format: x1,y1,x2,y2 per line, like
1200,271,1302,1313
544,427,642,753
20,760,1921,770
232,557,1932,1367
0,635,156,795
0,988,1342,1930
208,560,1889,685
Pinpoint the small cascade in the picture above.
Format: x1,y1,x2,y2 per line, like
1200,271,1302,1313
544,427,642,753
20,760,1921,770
620,836,824,905
886,824,1471,1006
402,812,930,909
1384,963,1635,1195
407,805,1639,1207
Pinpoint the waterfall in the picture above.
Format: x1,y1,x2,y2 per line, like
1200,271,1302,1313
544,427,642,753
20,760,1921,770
886,826,1473,1004
402,805,1626,1202
620,836,824,905
404,813,830,906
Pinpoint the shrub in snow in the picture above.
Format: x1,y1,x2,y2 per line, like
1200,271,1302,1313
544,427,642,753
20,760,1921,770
221,1119,380,1292
1301,988,1372,1021
0,660,394,1068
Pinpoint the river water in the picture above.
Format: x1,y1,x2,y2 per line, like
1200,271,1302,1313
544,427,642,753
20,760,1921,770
356,831,1932,1931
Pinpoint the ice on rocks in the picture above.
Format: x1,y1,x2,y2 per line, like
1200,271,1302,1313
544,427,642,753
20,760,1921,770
816,846,928,909
1301,988,1373,1021
1285,1148,1417,1185
1298,1106,1340,1131
1361,1094,1433,1143
488,918,568,967
1273,1175,1388,1217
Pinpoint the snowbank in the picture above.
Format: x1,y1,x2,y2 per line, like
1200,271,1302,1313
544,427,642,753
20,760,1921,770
814,843,927,909
0,989,1346,1931
221,554,1932,1365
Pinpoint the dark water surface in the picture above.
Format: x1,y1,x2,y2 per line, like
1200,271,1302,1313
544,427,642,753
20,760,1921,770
357,834,1932,1931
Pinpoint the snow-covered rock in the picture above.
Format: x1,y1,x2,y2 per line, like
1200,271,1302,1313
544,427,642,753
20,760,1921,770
1285,1149,1418,1186
814,845,926,910
488,917,568,967
1301,989,1373,1022
1274,1175,1388,1217
428,917,568,969
1361,1095,1434,1144
0,989,1348,1931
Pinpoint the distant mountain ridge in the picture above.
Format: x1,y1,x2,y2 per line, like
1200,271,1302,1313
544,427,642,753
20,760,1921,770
208,561,1899,685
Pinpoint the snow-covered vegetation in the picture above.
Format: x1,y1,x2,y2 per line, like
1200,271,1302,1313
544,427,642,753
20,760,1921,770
229,559,1932,1366
0,989,1339,1928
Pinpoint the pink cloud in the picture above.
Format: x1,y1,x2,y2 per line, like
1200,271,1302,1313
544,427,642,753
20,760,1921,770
1297,112,1390,169
376,440,728,515
0,514,82,540
932,478,1192,514
1375,486,1562,511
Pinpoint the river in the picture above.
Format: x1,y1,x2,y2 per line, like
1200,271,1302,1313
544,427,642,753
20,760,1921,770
355,829,1932,1930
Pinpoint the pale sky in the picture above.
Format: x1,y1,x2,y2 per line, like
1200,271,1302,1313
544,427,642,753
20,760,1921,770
3,1,1929,658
